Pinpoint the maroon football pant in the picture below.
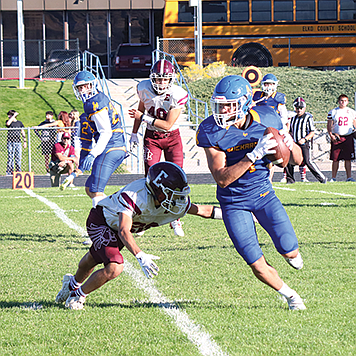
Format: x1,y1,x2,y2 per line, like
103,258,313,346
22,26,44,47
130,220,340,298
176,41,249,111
143,128,183,175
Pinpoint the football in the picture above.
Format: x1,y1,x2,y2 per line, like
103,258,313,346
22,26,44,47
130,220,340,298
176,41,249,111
263,127,290,168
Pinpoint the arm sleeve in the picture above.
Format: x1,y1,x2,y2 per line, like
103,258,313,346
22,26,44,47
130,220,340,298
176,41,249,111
89,109,112,158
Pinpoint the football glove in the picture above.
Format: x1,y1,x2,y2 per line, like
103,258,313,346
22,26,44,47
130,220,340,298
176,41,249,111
81,153,95,171
246,133,277,163
135,251,160,279
129,133,139,151
279,129,294,151
211,206,223,220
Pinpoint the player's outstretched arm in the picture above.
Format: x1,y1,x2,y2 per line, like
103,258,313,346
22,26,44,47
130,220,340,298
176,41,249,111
187,204,222,219
118,212,159,278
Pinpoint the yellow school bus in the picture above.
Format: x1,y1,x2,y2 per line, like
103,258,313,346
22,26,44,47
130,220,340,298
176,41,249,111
162,0,356,68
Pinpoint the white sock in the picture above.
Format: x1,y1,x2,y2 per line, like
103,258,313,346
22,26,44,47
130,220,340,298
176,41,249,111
277,282,295,299
78,286,88,298
92,194,107,207
69,276,82,291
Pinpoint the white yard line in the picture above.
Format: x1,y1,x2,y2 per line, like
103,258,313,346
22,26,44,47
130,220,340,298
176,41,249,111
274,186,356,198
24,189,228,356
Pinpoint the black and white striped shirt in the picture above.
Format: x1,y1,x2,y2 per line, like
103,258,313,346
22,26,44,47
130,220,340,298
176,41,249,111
289,112,315,142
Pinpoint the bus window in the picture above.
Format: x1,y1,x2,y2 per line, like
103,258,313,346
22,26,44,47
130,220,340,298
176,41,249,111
252,0,271,22
274,0,293,21
178,1,194,22
340,0,356,20
230,0,249,22
296,0,315,20
318,0,337,20
202,1,227,22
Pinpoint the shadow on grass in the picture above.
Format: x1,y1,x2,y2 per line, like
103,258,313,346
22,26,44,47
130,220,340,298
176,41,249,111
0,233,57,243
32,81,56,115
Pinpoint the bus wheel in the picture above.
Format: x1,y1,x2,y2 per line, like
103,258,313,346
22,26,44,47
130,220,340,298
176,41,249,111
231,43,272,67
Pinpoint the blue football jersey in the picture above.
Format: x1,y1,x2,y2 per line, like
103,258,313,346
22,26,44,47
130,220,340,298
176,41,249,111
84,91,125,148
196,106,283,202
252,91,286,115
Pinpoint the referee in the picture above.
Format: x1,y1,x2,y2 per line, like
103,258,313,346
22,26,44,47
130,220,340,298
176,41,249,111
285,97,327,183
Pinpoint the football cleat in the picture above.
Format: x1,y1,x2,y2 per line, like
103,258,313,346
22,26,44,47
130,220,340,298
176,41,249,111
60,176,74,191
286,295,306,311
284,252,303,270
55,273,72,303
65,294,86,310
82,238,92,246
170,219,184,237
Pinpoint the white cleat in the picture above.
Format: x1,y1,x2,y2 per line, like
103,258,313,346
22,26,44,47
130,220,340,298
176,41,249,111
55,273,72,303
284,252,303,270
82,238,92,246
286,295,306,310
136,231,145,236
170,219,184,237
280,177,287,183
60,176,74,191
65,294,86,310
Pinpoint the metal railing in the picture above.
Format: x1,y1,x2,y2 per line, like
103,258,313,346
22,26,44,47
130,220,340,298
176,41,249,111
152,48,209,129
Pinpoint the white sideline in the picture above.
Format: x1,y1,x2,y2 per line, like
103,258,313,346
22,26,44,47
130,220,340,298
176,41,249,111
24,189,228,356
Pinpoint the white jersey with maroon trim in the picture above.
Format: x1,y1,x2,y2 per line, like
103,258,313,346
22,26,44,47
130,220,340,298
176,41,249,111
98,178,191,233
137,79,188,132
327,107,356,136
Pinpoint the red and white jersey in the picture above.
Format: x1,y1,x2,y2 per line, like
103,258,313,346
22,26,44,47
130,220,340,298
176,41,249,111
98,178,191,233
137,79,188,132
327,107,356,136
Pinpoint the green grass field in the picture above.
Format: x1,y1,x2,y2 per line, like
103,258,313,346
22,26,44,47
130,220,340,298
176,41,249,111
1,182,356,356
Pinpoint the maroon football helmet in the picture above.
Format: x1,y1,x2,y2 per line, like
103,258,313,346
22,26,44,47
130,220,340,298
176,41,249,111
146,162,190,214
149,59,176,95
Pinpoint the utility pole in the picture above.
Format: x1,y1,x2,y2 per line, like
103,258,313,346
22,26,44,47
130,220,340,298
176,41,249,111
190,0,203,66
17,0,25,89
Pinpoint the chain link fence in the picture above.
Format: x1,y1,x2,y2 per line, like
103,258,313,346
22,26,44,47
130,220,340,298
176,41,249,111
1,39,80,79
0,126,134,177
0,122,336,177
157,36,356,68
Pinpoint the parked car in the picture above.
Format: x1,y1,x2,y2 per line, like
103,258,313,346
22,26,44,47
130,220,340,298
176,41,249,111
113,43,153,77
43,49,81,79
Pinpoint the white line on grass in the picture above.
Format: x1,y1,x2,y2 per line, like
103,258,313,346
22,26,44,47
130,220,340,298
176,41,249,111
23,189,228,356
305,189,356,197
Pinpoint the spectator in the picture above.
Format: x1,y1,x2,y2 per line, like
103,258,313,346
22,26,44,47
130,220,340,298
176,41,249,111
69,109,81,157
196,75,306,310
128,59,188,237
285,97,327,184
55,162,222,310
35,111,56,173
40,111,71,142
327,94,356,182
49,132,78,187
6,110,26,175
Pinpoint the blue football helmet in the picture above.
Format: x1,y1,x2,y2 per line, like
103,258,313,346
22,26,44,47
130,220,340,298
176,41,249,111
261,73,278,95
210,75,253,128
72,70,98,102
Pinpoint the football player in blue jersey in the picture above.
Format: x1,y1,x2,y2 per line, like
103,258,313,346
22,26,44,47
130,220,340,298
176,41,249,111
252,73,288,128
60,112,98,191
72,71,128,207
196,75,307,310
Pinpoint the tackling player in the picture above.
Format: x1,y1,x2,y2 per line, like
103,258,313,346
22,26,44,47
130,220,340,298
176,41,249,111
196,75,306,310
72,71,128,208
128,59,188,237
55,162,222,310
